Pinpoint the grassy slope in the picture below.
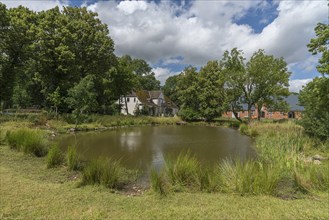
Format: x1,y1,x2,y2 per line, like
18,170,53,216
1,146,328,219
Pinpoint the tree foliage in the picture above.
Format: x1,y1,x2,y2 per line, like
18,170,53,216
66,75,98,128
307,22,329,75
299,77,329,140
0,4,158,114
219,48,290,121
299,22,329,140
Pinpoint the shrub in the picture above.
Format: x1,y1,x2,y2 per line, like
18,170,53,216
6,128,47,156
46,145,64,168
67,146,80,171
178,108,200,121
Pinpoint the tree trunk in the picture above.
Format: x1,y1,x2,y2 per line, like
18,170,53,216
257,105,262,121
124,96,129,115
231,105,242,122
247,104,252,123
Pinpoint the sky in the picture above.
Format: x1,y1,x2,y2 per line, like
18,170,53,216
1,0,328,92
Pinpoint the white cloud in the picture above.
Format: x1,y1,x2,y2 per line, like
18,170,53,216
153,67,180,85
1,0,326,84
117,0,147,15
289,79,312,93
1,0,66,11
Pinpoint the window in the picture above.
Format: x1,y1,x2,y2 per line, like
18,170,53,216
134,98,136,102
127,97,130,102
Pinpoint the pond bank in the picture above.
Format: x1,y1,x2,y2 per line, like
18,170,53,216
0,145,328,219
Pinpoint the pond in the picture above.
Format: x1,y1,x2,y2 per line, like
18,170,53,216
57,126,255,175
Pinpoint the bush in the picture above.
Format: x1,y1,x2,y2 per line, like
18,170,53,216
67,146,81,171
6,128,48,156
46,145,64,168
178,108,200,121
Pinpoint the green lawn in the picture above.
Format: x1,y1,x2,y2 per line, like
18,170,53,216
1,145,328,219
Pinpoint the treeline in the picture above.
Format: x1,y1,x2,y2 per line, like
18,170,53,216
0,4,160,114
163,48,291,122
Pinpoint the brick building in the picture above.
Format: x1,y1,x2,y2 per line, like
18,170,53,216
222,94,303,120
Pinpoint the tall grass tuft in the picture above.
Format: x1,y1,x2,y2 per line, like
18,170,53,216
5,128,48,156
46,145,64,168
67,145,80,171
166,151,200,189
150,169,169,196
81,158,127,189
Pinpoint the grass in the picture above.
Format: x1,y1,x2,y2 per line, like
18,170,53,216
1,145,328,219
5,128,48,157
67,145,81,171
81,158,137,190
149,121,329,197
46,145,64,168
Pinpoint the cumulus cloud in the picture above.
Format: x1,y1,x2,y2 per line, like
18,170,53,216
289,79,312,93
1,0,326,84
86,0,326,73
153,67,180,85
1,0,66,11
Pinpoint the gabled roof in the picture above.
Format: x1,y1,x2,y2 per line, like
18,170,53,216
125,91,137,97
149,91,162,99
135,90,158,107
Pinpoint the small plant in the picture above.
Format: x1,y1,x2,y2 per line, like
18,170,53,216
46,145,64,168
150,169,169,196
67,145,80,171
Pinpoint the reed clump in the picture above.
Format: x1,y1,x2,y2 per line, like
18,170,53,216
46,145,64,168
5,128,48,157
67,145,81,171
81,158,135,189
151,122,328,196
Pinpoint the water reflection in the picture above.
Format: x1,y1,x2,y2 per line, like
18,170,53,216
57,126,255,172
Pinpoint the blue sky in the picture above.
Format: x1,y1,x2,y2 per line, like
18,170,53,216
1,0,327,92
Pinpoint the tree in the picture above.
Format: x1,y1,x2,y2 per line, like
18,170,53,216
220,48,246,122
246,50,290,120
163,75,180,106
220,48,290,122
66,75,98,128
299,22,329,140
47,86,62,118
0,5,37,108
307,22,329,75
299,77,329,140
34,6,116,111
198,61,225,121
176,66,200,121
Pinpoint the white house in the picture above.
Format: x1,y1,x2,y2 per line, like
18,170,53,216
118,90,178,116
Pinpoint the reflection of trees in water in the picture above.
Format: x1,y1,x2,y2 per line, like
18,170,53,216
57,126,255,171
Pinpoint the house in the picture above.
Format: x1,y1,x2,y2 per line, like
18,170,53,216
118,90,178,116
222,94,304,120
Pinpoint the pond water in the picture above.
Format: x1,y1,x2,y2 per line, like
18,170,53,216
57,126,255,174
